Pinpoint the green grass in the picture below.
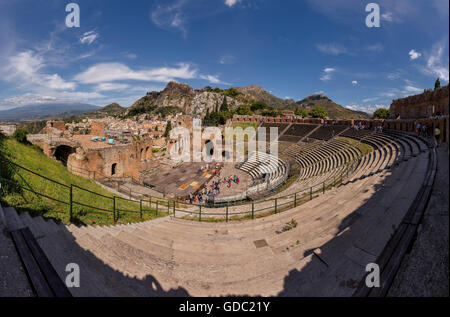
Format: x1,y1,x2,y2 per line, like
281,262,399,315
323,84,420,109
340,136,373,157
232,122,259,130
0,137,167,226
276,162,301,193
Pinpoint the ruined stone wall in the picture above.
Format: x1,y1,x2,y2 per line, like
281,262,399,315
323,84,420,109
0,124,17,136
67,139,153,182
389,85,449,119
46,121,66,134
91,121,106,137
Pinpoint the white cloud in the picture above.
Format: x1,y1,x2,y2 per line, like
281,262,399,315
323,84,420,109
199,74,229,85
365,43,384,53
219,55,235,65
74,62,226,86
403,85,423,94
352,80,358,86
95,83,130,91
320,67,336,81
0,92,103,110
346,103,389,114
381,12,394,22
225,0,241,7
151,1,188,37
362,97,378,103
3,50,76,91
409,49,421,60
80,31,98,45
74,62,199,84
316,43,347,55
387,72,401,80
422,41,449,81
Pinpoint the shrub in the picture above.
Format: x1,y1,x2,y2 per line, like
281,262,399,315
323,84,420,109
12,128,30,144
309,107,328,118
235,105,252,116
373,108,390,119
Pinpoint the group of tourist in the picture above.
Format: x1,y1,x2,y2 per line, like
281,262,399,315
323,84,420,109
416,123,429,137
186,174,241,204
416,122,442,146
351,122,368,131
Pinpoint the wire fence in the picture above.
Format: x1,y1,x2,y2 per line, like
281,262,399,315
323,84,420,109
0,153,361,224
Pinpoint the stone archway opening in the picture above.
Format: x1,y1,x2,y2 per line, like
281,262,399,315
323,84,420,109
111,163,117,176
205,140,214,157
54,145,75,166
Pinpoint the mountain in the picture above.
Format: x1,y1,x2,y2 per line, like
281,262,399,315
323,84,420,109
0,103,100,123
297,94,370,119
84,103,125,117
127,81,243,118
235,85,298,110
127,82,369,120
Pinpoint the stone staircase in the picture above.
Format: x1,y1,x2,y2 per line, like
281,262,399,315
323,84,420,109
1,133,433,296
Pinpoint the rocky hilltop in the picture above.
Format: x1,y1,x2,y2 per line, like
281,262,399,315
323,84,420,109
128,82,243,117
297,94,370,119
125,81,369,119
236,85,298,109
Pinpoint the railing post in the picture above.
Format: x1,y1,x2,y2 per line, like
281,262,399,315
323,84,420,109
323,182,325,194
69,185,73,222
226,204,229,222
139,199,142,220
274,198,278,214
0,161,2,202
294,193,297,207
113,196,116,224
310,187,312,200
199,205,202,222
156,200,158,216
251,203,254,219
173,201,176,218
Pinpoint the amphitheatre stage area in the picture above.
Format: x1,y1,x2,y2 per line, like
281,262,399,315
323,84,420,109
0,1,448,303
1,115,448,298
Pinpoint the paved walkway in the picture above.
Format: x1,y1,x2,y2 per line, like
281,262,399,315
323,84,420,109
388,146,449,297
0,208,34,297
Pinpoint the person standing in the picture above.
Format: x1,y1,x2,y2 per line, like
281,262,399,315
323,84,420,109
434,127,441,147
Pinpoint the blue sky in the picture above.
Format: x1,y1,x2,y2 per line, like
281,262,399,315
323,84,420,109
0,0,448,114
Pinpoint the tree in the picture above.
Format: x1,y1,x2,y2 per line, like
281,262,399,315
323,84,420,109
373,108,390,119
435,78,441,90
12,128,30,144
215,99,219,113
250,101,267,112
222,88,239,98
295,107,308,118
235,105,252,116
308,107,328,119
220,96,229,112
163,121,172,138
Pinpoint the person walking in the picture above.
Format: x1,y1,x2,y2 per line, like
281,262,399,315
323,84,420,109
434,127,441,147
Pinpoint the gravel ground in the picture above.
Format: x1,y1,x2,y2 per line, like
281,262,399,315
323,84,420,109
0,222,34,297
388,146,449,297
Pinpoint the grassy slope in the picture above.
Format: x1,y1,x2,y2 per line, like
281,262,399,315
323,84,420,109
0,138,166,226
